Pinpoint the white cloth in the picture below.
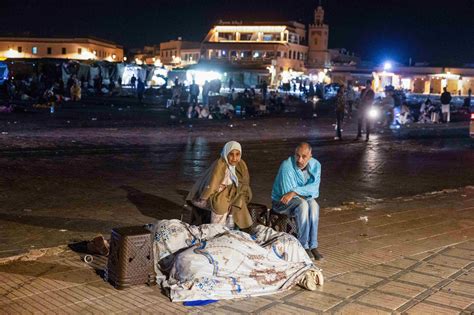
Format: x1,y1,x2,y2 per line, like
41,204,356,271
221,168,233,187
221,141,241,187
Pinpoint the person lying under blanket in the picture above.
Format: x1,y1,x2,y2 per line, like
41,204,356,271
147,219,323,302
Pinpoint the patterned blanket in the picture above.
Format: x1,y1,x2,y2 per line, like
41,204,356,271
147,220,321,302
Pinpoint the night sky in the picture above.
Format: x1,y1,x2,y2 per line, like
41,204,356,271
0,0,473,65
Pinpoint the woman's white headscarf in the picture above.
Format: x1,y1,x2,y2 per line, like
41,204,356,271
221,141,241,187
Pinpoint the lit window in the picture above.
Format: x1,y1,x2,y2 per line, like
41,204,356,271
32,47,37,54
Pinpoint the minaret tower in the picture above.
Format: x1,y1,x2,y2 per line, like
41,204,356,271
307,1,330,68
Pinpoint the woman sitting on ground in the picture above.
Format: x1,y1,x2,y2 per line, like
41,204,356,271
186,141,253,232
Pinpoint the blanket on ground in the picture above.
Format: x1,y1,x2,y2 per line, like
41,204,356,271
147,220,320,302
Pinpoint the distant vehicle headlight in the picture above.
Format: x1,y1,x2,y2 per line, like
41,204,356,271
368,107,379,119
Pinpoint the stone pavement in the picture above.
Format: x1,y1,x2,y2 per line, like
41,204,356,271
1,186,473,314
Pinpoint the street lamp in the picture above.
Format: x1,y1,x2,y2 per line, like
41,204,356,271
383,61,392,71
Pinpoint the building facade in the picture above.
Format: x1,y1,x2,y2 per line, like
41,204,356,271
159,39,201,66
201,21,308,74
371,66,474,95
0,37,123,62
329,64,474,96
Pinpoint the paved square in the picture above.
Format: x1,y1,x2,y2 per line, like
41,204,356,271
1,187,473,313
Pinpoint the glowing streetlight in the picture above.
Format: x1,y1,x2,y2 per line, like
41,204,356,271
383,61,392,71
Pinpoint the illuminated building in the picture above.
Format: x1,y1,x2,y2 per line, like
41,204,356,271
370,65,474,95
132,45,160,65
0,36,123,62
329,63,474,96
201,21,308,75
160,38,201,67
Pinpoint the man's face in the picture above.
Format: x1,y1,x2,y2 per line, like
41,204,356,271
227,149,241,166
295,146,312,169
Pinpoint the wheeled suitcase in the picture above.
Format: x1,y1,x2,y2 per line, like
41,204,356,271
106,226,156,289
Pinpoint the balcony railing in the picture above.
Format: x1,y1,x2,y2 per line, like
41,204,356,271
207,56,275,64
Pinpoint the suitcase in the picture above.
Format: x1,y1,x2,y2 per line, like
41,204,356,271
105,226,156,289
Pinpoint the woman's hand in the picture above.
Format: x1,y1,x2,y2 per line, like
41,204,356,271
194,198,208,209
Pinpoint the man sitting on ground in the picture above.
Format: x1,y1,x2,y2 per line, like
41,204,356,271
271,142,323,260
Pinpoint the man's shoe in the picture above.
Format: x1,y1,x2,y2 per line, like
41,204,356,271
310,248,324,260
305,249,314,259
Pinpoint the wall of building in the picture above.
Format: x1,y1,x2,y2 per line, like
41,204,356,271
0,38,123,62
159,40,201,65
180,49,200,65
332,65,474,95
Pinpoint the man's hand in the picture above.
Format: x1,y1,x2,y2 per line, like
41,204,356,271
280,191,296,205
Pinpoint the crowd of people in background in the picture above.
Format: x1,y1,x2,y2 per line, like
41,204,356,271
329,80,473,141
1,72,128,109
1,69,471,132
165,77,311,121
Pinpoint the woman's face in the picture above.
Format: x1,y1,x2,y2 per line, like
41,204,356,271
227,149,241,166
